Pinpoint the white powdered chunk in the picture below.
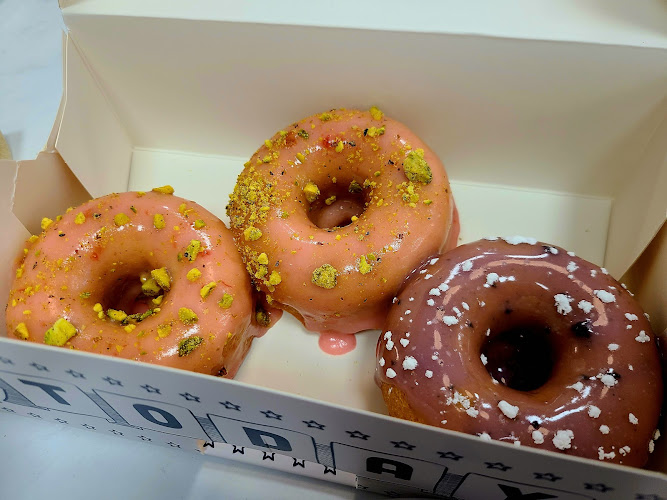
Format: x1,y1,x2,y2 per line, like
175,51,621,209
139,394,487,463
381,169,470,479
480,354,488,366
625,313,638,321
424,274,433,280
626,325,633,330
598,447,615,461
635,331,650,343
462,302,469,310
554,294,574,315
594,289,615,303
629,413,639,425
503,236,537,245
442,316,458,326
466,408,479,418
567,251,576,257
608,343,619,351
425,370,433,379
601,267,609,274
453,307,461,317
379,358,385,367
532,430,545,444
386,368,397,379
498,401,519,419
427,299,435,306
429,288,441,296
402,356,418,370
438,282,449,292
599,425,610,434
399,338,409,347
461,260,473,272
429,258,439,265
598,374,617,387
479,432,492,440
386,339,395,350
588,405,601,418
566,261,579,273
485,273,499,287
384,331,392,340
547,246,558,254
649,440,655,453
567,381,584,393
578,300,593,313
654,429,661,440
590,269,597,277
619,446,631,456
552,430,574,450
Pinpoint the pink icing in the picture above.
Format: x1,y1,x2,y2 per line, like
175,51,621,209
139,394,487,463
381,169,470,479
318,333,357,355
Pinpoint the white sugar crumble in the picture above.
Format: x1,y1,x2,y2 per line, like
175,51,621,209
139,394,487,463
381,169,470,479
532,430,544,444
479,432,492,440
429,288,441,296
427,299,435,306
628,364,633,371
588,405,601,418
599,425,610,434
384,331,392,340
649,440,655,453
594,289,616,303
619,445,631,456
567,381,584,393
626,325,633,330
590,269,597,277
485,273,499,287
386,368,397,379
503,236,537,245
608,343,619,351
578,300,593,314
644,312,650,320
402,356,418,370
480,354,488,366
453,307,461,317
601,267,608,274
598,374,617,387
629,413,638,425
386,339,395,350
462,302,469,310
438,282,449,292
598,447,616,461
424,274,433,280
566,261,579,273
425,370,433,379
567,251,576,257
547,246,558,254
408,297,414,302
399,338,410,347
442,316,458,326
498,400,519,419
552,430,574,450
461,260,473,272
405,309,411,315
635,331,650,343
554,294,574,315
429,258,439,265
379,357,385,367
466,407,479,418
625,313,638,321
654,429,661,440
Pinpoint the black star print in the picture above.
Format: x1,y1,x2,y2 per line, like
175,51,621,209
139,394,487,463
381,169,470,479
390,440,415,450
485,462,512,471
324,467,336,475
219,401,240,411
179,392,200,402
346,430,370,440
1,407,15,413
102,376,122,386
534,472,562,482
55,418,68,424
499,484,556,500
140,384,160,394
293,459,305,468
584,483,613,493
110,430,123,436
232,445,244,454
0,357,13,364
167,442,181,448
437,451,463,461
260,410,282,420
139,436,152,442
30,362,48,371
262,452,275,461
636,495,664,500
302,420,325,430
28,412,42,418
82,424,96,430
65,369,85,378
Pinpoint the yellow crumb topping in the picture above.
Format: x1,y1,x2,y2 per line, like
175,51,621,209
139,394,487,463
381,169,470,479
141,278,161,296
303,182,320,203
319,112,332,121
178,307,198,324
257,253,269,265
186,268,202,282
243,227,262,241
370,106,384,120
15,266,23,279
44,318,77,346
335,141,344,153
114,213,130,226
74,212,86,225
29,235,39,243
152,185,175,195
264,139,273,149
93,303,103,313
403,148,432,184
157,323,172,338
200,281,216,299
359,255,373,275
311,264,339,289
152,295,164,306
325,195,337,206
367,126,385,138
154,214,165,229
41,217,53,231
14,323,29,340
150,267,172,291
296,152,305,162
268,270,282,286
184,240,202,261
218,293,234,309
194,219,206,229
124,324,136,333
107,309,128,322
178,336,203,357
348,180,362,193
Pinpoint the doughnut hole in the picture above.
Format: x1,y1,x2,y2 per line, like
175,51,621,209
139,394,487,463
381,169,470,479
99,263,166,316
306,181,370,229
480,321,556,392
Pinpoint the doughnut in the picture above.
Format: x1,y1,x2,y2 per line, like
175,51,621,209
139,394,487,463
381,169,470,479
376,237,663,466
5,189,279,377
226,107,458,336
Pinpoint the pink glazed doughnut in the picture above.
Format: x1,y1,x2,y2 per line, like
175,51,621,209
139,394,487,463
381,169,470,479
376,238,663,467
6,188,279,377
226,108,458,336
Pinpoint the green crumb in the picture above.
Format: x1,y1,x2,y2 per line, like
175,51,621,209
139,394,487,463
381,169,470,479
367,126,385,138
157,323,172,338
297,129,309,139
359,255,372,275
184,240,202,261
370,106,384,120
268,270,282,286
218,293,234,309
335,141,344,153
79,292,91,299
107,309,128,322
150,267,172,291
319,112,332,121
325,195,337,206
303,182,320,203
152,185,175,195
311,264,339,289
423,199,433,205
255,266,268,279
348,180,363,193
186,268,202,281
14,323,29,340
141,278,161,296
114,213,130,226
178,336,203,357
243,227,263,241
154,214,165,229
194,219,206,229
403,148,432,184
74,213,86,225
130,205,137,213
178,307,198,324
44,318,77,346
41,217,53,231
374,171,381,177
257,253,269,265
200,281,217,299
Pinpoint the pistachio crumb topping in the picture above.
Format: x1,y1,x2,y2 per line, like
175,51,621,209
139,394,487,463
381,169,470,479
367,126,385,138
157,323,172,338
335,141,344,153
186,268,202,282
152,185,175,195
325,195,337,206
264,139,273,149
15,266,23,278
74,213,86,225
28,235,39,243
423,199,433,205
14,322,29,340
297,129,309,139
79,292,91,299
359,255,373,275
137,191,146,197
348,180,363,193
303,182,320,203
124,324,136,333
218,293,234,309
107,309,128,322
152,295,164,306
403,148,432,184
150,267,172,291
257,253,269,265
93,303,103,313
194,219,206,229
178,336,203,357
44,318,77,346
114,213,130,227
370,106,384,120
312,264,339,289
319,112,332,121
141,278,161,296
268,270,282,286
41,217,53,231
184,240,202,261
243,227,262,241
255,307,270,327
178,307,198,324
296,152,305,162
153,214,165,229
200,281,217,299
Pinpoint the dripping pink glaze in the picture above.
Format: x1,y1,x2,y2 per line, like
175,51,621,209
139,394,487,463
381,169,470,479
318,332,357,355
228,108,458,335
6,191,280,377
376,238,663,467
